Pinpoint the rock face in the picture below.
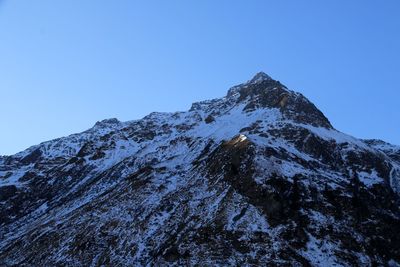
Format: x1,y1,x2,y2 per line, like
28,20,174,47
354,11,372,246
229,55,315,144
1,72,400,266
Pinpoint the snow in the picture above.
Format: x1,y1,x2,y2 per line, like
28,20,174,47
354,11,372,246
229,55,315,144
358,170,383,187
302,234,342,266
238,134,247,142
225,193,270,233
189,103,282,143
299,123,371,151
249,72,272,84
365,139,400,154
0,165,31,187
32,202,48,216
388,259,400,267
390,165,400,194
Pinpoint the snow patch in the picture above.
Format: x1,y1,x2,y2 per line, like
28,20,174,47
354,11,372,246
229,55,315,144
358,170,383,187
302,234,341,266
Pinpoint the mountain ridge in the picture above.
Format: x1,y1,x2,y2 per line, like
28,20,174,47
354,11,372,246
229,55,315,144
0,72,399,266
4,72,398,157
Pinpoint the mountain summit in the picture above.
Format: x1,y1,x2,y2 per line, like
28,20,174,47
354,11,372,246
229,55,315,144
227,72,332,128
248,71,272,84
0,73,399,266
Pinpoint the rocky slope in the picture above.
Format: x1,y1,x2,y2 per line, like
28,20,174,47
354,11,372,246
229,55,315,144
0,72,399,266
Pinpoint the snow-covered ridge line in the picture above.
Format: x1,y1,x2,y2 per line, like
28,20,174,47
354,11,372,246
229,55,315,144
1,72,399,266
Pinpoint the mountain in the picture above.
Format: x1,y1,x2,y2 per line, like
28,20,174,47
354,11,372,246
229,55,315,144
1,72,399,266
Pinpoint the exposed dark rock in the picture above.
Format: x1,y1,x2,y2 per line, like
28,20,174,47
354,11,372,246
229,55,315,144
0,185,17,202
204,115,215,124
20,148,42,165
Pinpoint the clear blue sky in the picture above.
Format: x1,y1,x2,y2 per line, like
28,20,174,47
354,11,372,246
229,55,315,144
1,1,399,155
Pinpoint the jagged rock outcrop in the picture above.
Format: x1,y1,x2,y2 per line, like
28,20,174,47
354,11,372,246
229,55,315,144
0,73,399,266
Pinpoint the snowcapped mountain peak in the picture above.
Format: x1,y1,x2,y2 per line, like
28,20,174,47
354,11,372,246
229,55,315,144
226,72,333,129
95,118,120,125
93,118,121,128
1,73,400,266
248,71,273,84
227,71,278,97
